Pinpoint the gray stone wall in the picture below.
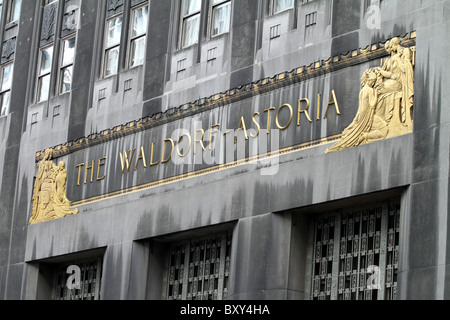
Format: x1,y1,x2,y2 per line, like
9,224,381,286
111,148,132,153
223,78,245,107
0,0,449,300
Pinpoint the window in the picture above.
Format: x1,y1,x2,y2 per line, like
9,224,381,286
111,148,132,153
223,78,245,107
129,4,149,68
59,36,76,94
102,1,149,76
211,0,231,37
8,0,21,23
179,0,232,49
103,15,122,77
307,200,400,300
34,1,79,102
53,256,103,300
37,45,53,102
0,63,13,116
272,0,294,15
165,232,232,300
180,0,201,48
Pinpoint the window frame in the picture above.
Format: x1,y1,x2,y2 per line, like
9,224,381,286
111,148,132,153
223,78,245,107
58,35,76,95
208,0,231,38
127,2,149,69
7,0,21,23
0,62,13,116
102,13,123,78
178,0,233,51
179,0,202,49
34,1,80,102
36,44,54,103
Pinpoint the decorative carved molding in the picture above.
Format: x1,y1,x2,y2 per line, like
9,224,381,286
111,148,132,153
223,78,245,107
1,37,16,62
40,2,59,44
29,149,78,225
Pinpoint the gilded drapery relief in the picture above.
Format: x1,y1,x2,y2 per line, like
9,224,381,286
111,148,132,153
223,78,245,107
326,37,415,153
29,149,78,225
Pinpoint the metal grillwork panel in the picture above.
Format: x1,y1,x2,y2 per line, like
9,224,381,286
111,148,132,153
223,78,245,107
54,257,103,300
166,233,231,300
309,200,400,300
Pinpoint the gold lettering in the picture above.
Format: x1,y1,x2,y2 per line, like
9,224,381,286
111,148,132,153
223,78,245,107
276,103,293,130
162,138,174,163
316,93,321,121
209,124,220,150
177,133,192,157
76,163,84,186
97,157,107,181
323,90,341,119
119,149,136,173
250,112,260,138
150,143,160,166
194,129,206,154
264,107,276,134
135,146,147,171
84,160,95,184
297,98,312,125
235,117,249,143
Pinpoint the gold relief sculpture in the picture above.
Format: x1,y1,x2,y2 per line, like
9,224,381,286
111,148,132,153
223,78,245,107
29,149,78,225
326,37,415,153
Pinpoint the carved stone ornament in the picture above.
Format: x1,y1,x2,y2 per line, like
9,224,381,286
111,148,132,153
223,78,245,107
326,37,415,153
63,5,79,32
2,38,16,61
41,2,58,43
29,149,78,225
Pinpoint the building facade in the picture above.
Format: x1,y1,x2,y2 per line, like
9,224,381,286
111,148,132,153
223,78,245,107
0,0,449,300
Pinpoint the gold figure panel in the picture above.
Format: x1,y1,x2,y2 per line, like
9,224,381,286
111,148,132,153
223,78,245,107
326,37,415,153
29,149,78,225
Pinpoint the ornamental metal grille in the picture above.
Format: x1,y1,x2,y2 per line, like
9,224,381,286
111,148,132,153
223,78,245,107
53,257,103,300
166,232,232,300
308,200,400,300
